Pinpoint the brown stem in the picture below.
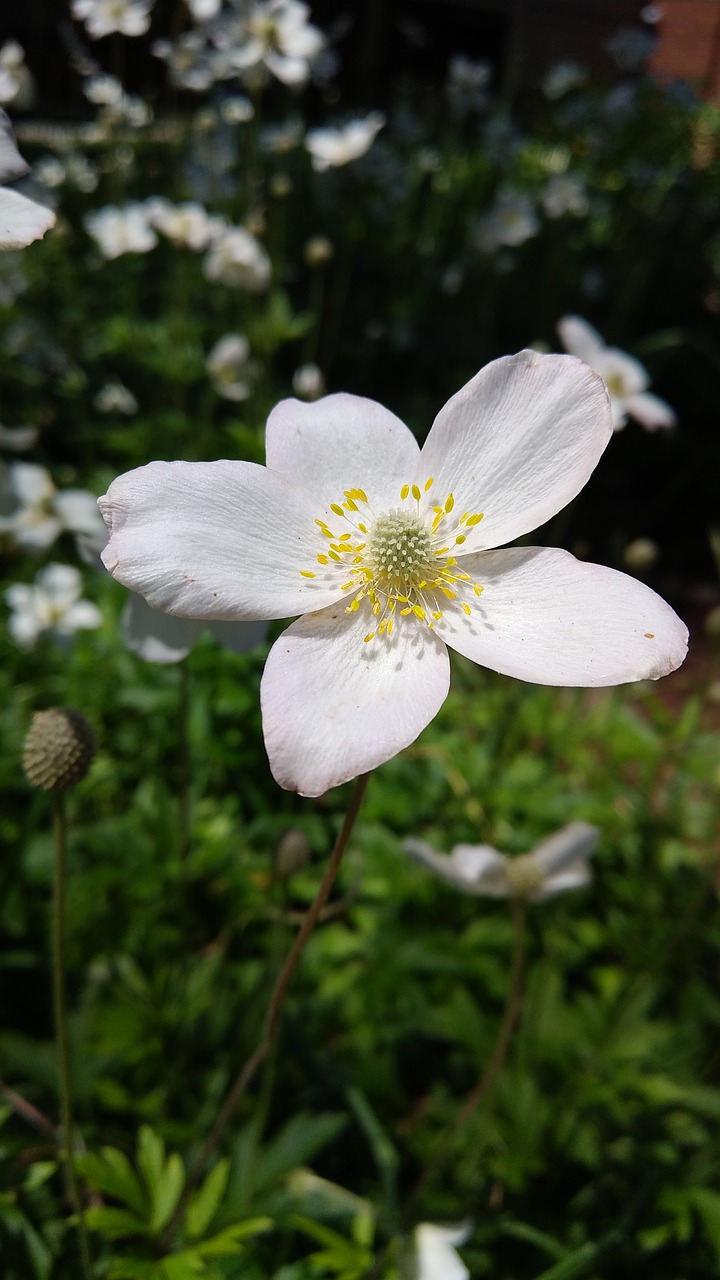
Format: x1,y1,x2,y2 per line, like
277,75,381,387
0,1081,55,1136
160,772,371,1248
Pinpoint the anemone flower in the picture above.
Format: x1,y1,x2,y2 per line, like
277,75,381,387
99,350,688,797
0,110,54,251
557,315,676,431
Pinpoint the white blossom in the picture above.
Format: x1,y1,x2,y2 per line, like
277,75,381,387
0,42,34,109
71,0,154,39
94,382,139,415
85,203,157,259
292,362,324,400
474,189,539,252
404,822,599,902
148,199,226,250
0,110,54,251
558,315,676,431
6,563,102,648
0,462,105,550
305,113,385,172
541,174,589,219
406,1223,471,1280
215,0,326,87
203,226,270,289
99,351,688,797
206,333,257,400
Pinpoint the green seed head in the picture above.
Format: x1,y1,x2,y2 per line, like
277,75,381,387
23,708,96,791
367,508,432,588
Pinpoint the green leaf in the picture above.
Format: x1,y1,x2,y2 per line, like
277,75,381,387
85,1204,147,1239
79,1146,147,1217
196,1217,273,1258
149,1152,186,1234
186,1159,230,1240
137,1125,166,1202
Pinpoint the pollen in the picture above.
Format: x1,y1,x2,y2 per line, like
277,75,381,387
300,478,486,643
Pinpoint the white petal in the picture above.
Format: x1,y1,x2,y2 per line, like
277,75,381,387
416,351,613,551
532,821,599,876
404,839,509,895
435,546,688,686
261,606,450,796
414,1223,471,1280
0,186,55,250
64,600,103,631
537,864,592,898
0,109,29,183
55,488,106,536
123,593,203,663
624,390,676,431
557,314,607,363
38,563,82,607
265,393,420,510
99,460,349,621
10,461,54,505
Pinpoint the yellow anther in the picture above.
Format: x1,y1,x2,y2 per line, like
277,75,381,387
338,532,352,541
358,523,368,534
356,488,368,504
329,550,341,562
413,605,425,620
341,581,355,590
300,570,316,578
424,477,434,491
387,619,394,635
317,554,329,564
462,602,472,615
455,534,466,545
364,632,375,643
411,484,421,501
330,503,344,517
400,606,412,616
322,528,334,539
432,611,442,621
345,499,358,512
400,483,410,500
445,494,455,513
440,587,457,599
373,602,381,616
474,584,484,596
466,513,484,526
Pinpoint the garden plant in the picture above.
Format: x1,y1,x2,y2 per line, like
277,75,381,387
1,4,720,1278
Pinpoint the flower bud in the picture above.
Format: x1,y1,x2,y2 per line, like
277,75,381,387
273,828,311,881
23,708,96,791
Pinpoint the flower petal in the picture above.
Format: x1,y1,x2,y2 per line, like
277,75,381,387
123,594,204,663
261,605,450,795
624,390,676,431
404,838,506,892
532,822,599,875
0,186,55,251
434,546,688,686
99,460,350,620
416,351,613,551
265,393,420,509
557,314,607,363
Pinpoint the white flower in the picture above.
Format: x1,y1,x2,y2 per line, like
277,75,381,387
0,42,34,109
541,174,589,219
153,32,220,92
84,73,125,105
5,564,102,649
0,422,37,450
474,189,539,252
187,0,221,20
148,199,226,250
292,362,325,400
219,0,325,87
557,315,676,431
0,110,54,251
85,203,157,259
305,113,385,172
71,0,153,39
407,1223,471,1280
220,94,254,124
446,55,492,116
203,226,270,290
404,822,599,902
94,382,139,415
542,60,587,99
99,350,688,797
206,333,256,401
0,462,105,550
123,592,265,663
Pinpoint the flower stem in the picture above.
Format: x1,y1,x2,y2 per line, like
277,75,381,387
161,772,371,1247
52,793,92,1280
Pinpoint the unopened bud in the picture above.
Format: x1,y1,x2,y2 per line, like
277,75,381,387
273,828,311,881
23,708,96,791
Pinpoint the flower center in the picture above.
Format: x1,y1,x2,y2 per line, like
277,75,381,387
366,508,432,588
504,854,546,898
300,478,485,644
605,371,627,397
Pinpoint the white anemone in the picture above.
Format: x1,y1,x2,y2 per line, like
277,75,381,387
305,113,386,172
99,350,688,797
407,1223,471,1280
404,822,599,901
558,315,676,431
0,110,54,251
6,564,102,648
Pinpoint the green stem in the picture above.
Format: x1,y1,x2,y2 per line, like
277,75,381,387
160,772,371,1247
177,658,192,863
52,793,92,1280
